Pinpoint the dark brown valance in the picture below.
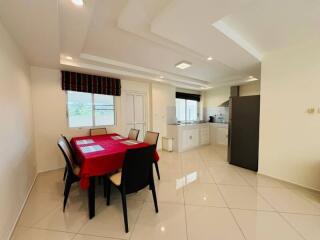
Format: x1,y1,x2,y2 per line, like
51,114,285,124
176,92,201,102
61,71,121,96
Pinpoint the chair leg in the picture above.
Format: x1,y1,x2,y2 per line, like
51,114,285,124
106,180,111,206
150,180,159,213
121,191,129,233
103,177,107,198
154,161,160,180
63,177,72,212
63,166,67,181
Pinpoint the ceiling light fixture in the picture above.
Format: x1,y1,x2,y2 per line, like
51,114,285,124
65,56,73,60
246,77,258,82
207,56,213,61
159,76,164,79
175,61,192,70
72,0,84,7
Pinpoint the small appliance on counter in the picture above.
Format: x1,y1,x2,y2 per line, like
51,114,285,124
209,116,215,122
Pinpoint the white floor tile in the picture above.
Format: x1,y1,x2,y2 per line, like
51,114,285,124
258,187,320,214
79,199,143,239
232,209,303,240
131,202,187,240
236,170,286,188
17,191,61,227
146,180,184,204
186,205,245,240
33,196,89,233
184,183,226,207
281,213,320,240
73,234,116,240
11,227,74,240
218,185,274,211
208,165,249,186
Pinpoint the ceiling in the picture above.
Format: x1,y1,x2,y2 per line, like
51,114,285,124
0,0,318,90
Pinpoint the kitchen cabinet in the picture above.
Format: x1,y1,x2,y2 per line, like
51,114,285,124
182,128,199,151
200,125,210,145
167,123,209,152
210,123,228,146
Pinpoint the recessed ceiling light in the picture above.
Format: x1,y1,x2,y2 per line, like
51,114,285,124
246,77,258,82
159,76,164,79
175,61,192,70
207,56,213,61
72,0,84,7
65,56,73,60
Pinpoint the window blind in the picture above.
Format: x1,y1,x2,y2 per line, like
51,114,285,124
61,71,121,96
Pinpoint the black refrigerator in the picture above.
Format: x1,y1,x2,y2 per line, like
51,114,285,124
228,95,260,171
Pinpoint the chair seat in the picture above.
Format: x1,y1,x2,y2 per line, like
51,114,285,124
109,171,122,186
73,166,81,176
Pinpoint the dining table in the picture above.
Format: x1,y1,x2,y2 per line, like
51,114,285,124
70,133,159,219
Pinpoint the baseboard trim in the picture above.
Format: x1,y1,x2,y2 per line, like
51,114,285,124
37,166,65,174
8,173,38,240
258,171,320,192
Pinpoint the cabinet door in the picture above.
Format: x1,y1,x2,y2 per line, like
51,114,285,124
200,126,210,145
217,127,228,145
181,129,192,150
191,128,199,147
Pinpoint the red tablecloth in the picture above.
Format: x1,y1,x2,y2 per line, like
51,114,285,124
70,133,159,189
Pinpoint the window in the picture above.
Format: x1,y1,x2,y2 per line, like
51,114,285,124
176,98,198,122
67,91,115,128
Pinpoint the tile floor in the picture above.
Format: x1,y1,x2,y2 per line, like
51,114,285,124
11,145,320,240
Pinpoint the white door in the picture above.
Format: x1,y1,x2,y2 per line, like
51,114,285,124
125,92,146,141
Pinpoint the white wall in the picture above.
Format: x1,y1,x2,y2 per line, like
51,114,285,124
259,41,320,190
239,81,260,96
204,86,230,108
31,67,156,172
0,22,36,240
151,83,176,148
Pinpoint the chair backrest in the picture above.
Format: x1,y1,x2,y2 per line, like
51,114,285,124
61,135,78,165
121,145,156,194
128,128,139,140
143,131,159,146
57,137,78,176
90,128,107,136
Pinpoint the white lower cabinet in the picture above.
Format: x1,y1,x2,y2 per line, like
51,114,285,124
167,123,209,152
181,128,199,151
210,123,228,146
200,125,210,145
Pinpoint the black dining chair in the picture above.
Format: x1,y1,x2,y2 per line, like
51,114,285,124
143,131,160,180
57,137,81,211
128,128,140,140
61,135,78,181
106,145,159,233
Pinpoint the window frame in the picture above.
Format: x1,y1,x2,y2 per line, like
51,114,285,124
66,91,117,128
176,98,199,122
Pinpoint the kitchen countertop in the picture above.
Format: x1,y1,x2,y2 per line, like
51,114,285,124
168,122,210,126
210,122,229,127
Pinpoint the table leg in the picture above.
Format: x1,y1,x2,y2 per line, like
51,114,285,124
88,176,95,219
